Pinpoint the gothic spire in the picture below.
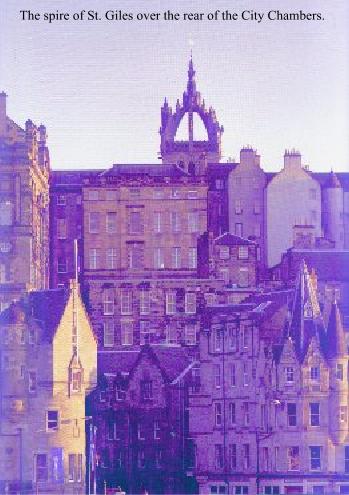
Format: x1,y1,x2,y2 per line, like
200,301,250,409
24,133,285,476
327,300,346,359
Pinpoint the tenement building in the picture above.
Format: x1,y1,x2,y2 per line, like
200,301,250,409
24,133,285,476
0,59,349,494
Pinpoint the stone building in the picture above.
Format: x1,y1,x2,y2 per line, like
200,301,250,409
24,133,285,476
188,262,349,495
0,92,50,311
0,281,97,493
88,345,197,494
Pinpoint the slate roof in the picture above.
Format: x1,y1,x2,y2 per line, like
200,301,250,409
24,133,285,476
100,163,188,178
214,232,256,246
98,345,193,383
0,289,69,342
284,249,349,282
327,300,346,359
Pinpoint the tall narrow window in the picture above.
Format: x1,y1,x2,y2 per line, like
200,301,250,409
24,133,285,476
185,292,196,314
128,243,143,269
229,402,236,425
171,211,181,233
120,320,133,346
243,402,250,426
57,219,67,239
287,446,300,471
188,211,199,233
310,403,320,426
172,247,181,269
214,444,223,469
215,403,222,427
140,290,150,315
229,444,237,470
35,454,48,482
106,248,117,269
121,290,132,315
309,446,321,470
243,444,250,469
345,446,349,473
47,410,59,431
235,223,243,237
154,212,162,233
154,247,165,269
188,247,197,269
89,248,100,269
129,211,144,234
214,364,221,388
230,364,236,386
166,291,176,315
103,321,114,347
185,324,196,345
89,212,100,233
287,403,297,427
103,289,114,315
106,212,117,233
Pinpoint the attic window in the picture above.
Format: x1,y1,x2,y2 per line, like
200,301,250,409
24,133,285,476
141,380,153,400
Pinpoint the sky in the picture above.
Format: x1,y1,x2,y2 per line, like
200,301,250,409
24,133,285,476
0,0,348,172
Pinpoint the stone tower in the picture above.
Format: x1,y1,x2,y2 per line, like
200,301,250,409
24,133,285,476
327,300,349,445
323,171,345,249
159,58,224,174
0,93,50,311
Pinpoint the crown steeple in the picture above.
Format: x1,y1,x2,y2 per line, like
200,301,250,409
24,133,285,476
327,300,346,359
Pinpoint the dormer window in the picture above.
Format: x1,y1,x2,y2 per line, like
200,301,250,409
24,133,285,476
141,380,153,400
285,367,294,383
310,366,320,381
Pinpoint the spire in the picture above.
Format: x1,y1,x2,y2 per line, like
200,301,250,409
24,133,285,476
324,170,342,189
187,56,196,97
289,260,322,359
327,300,346,359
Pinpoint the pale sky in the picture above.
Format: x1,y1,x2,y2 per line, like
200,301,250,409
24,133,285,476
0,0,348,172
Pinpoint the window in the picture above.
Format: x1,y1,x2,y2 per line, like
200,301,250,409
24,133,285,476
243,402,250,426
47,410,59,431
214,364,221,388
154,212,162,233
264,488,280,495
243,444,250,469
228,325,238,351
287,446,300,471
214,328,222,352
235,223,243,237
340,487,349,495
106,248,117,269
336,363,344,380
68,454,82,482
171,189,180,199
28,371,37,393
214,444,223,469
103,290,114,315
106,212,117,233
121,290,132,315
0,200,14,225
287,403,297,426
57,257,67,273
57,195,66,206
253,201,261,214
229,402,236,425
115,382,126,401
235,199,242,214
188,211,199,233
89,212,100,233
166,325,178,344
71,370,82,392
140,320,151,345
140,290,150,315
154,247,165,269
171,211,181,233
312,487,324,495
219,246,230,259
215,179,224,189
89,248,100,269
185,292,196,314
243,363,249,386
155,449,163,468
254,223,261,238
310,366,320,380
103,321,114,347
88,190,99,201
141,380,153,400
106,190,116,201
172,247,181,268
238,246,249,260
153,188,164,200
340,406,348,423
185,324,196,345
76,195,82,205
229,444,237,469
129,211,144,234
345,446,349,473
310,446,321,470
137,421,145,440
114,448,124,469
166,291,176,315
242,326,249,348
310,403,320,426
35,454,48,482
215,403,222,427
263,447,270,471
121,320,133,346
107,421,116,440
285,367,294,383
188,190,198,199
128,243,143,269
188,247,197,269
235,487,248,495
230,364,236,386
154,420,161,440
57,219,67,239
